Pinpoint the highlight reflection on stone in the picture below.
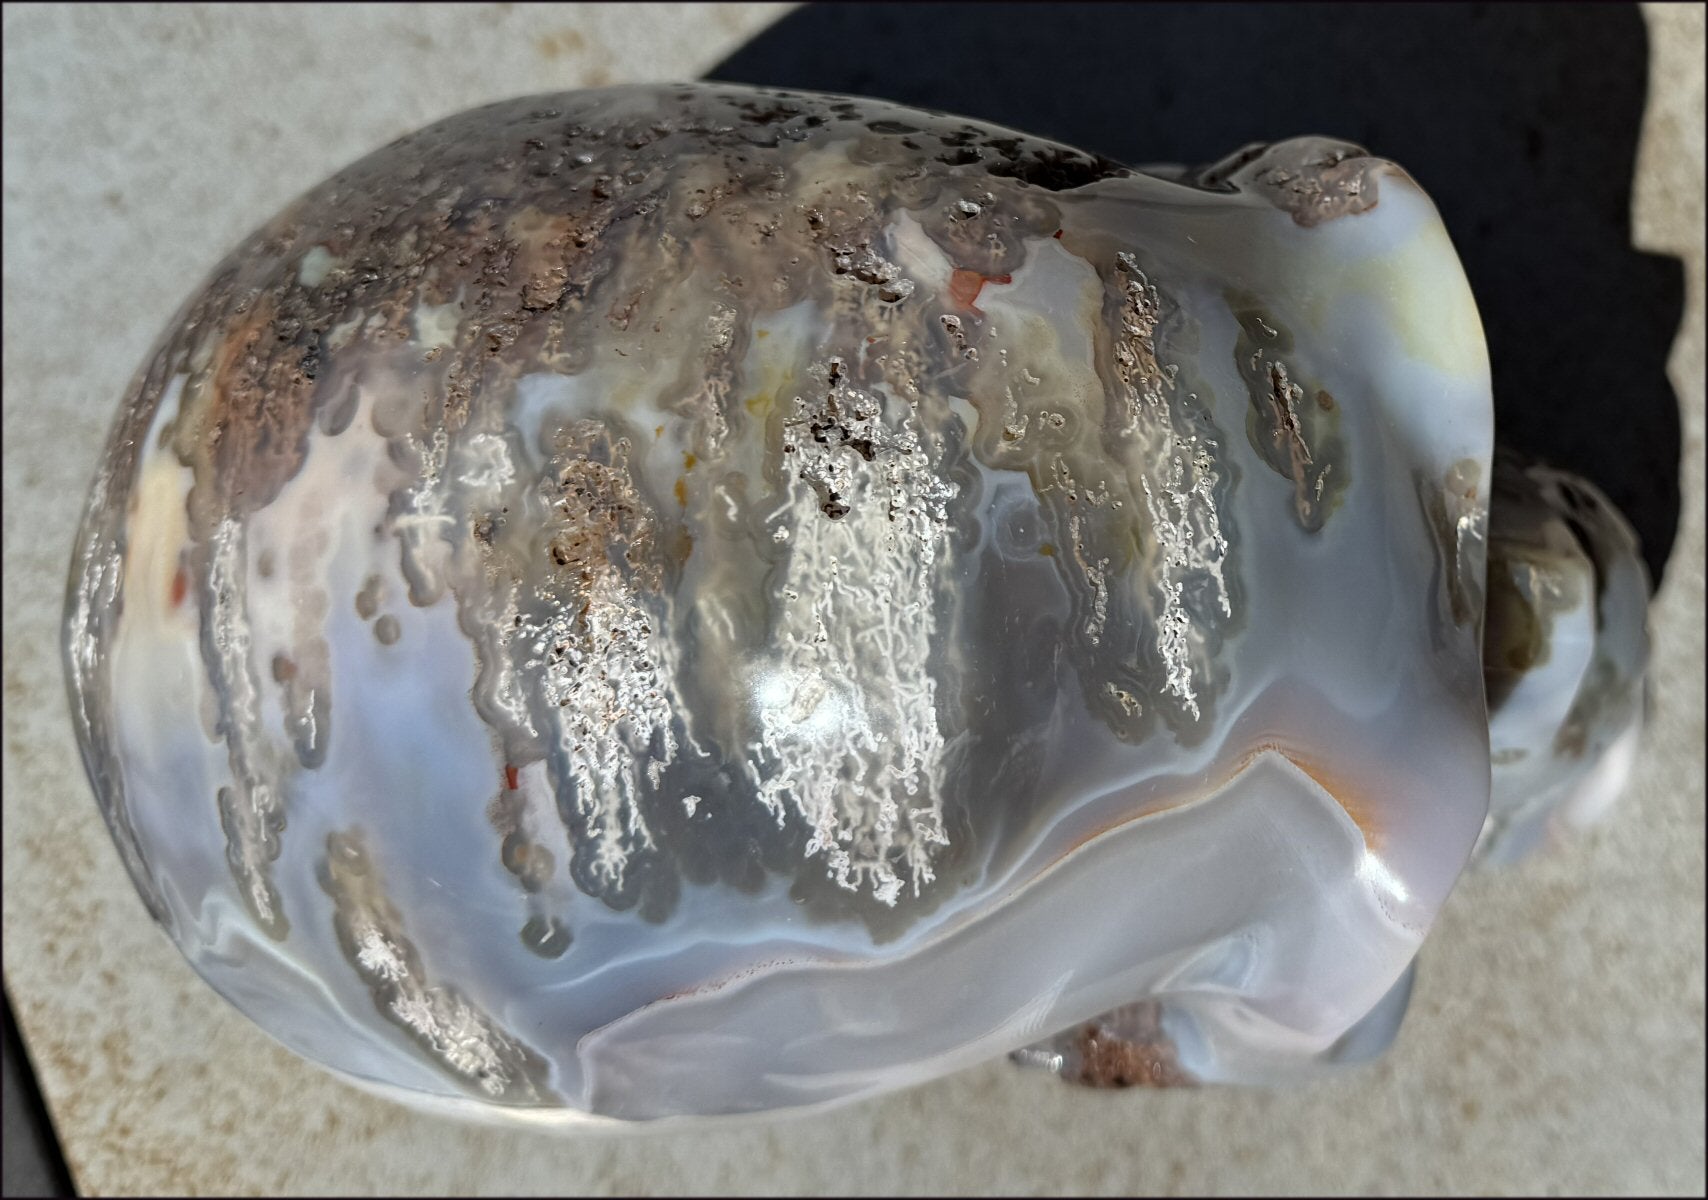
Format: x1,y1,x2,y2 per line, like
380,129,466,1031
63,83,1647,1124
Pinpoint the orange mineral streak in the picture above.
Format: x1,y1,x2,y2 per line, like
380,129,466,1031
1052,742,1384,865
948,268,1013,315
168,566,188,609
504,764,520,791
1240,740,1384,852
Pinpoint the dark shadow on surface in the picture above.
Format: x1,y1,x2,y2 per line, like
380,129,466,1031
710,2,1685,588
2,987,76,1198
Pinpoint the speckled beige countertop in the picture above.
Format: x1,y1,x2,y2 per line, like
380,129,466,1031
3,4,1702,1195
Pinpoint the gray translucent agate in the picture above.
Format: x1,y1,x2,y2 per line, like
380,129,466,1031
1477,457,1651,865
63,83,1651,1124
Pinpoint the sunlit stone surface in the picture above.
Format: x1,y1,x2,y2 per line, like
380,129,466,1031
65,82,1622,1124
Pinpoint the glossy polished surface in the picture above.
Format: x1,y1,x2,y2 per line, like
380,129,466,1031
66,83,1497,1123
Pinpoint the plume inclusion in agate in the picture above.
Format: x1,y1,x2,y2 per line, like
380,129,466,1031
63,83,1650,1123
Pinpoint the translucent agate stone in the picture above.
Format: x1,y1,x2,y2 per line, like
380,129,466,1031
67,83,1505,1124
1476,455,1651,865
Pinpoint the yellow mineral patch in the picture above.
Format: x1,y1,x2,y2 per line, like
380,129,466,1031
737,301,819,425
741,349,797,420
1301,192,1488,381
124,456,193,631
1372,219,1486,378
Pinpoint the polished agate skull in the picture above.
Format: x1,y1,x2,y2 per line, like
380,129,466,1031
64,83,1650,1123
